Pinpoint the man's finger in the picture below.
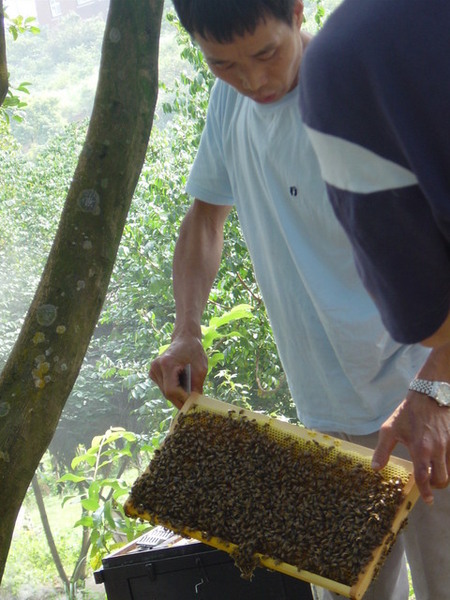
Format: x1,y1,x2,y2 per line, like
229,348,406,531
161,367,189,407
371,427,397,471
414,461,434,505
149,361,162,388
429,459,449,489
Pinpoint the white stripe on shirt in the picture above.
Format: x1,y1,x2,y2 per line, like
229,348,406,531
305,126,418,194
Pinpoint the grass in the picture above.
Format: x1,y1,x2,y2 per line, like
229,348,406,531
1,493,106,600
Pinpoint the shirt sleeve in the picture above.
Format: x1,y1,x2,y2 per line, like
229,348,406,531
186,81,235,206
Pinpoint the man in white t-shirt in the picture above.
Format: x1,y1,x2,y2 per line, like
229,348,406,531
149,1,449,598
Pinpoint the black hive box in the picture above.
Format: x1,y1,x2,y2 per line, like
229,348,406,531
95,535,313,600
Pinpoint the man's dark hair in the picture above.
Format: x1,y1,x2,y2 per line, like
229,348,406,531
172,0,299,43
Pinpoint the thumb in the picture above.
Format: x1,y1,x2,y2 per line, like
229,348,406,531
372,428,397,471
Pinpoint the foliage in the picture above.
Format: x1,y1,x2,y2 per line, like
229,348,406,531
0,10,39,125
5,11,103,149
303,0,342,32
4,1,188,151
1,79,30,123
4,11,40,40
160,13,213,141
0,492,85,599
0,10,296,478
58,428,154,572
0,121,82,371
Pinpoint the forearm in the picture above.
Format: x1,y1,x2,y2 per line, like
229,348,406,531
415,339,450,382
172,199,231,341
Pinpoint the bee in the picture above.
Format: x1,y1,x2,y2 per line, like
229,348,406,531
125,403,409,586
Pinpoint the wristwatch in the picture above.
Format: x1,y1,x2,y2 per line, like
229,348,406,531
408,379,450,407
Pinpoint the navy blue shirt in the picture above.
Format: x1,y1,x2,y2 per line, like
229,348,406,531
299,0,450,344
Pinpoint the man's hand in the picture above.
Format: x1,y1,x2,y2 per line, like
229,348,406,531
372,393,450,505
149,336,208,410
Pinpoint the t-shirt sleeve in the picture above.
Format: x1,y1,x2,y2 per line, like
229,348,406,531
186,82,235,206
300,0,450,344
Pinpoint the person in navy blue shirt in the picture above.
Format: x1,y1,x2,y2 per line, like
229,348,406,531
300,3,450,594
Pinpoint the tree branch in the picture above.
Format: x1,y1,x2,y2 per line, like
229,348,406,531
0,0,8,106
32,474,70,590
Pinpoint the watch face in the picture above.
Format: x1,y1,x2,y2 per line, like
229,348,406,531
435,383,450,406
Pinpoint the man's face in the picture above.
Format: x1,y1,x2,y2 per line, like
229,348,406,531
195,1,304,104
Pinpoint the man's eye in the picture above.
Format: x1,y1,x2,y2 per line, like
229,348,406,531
212,62,233,71
259,50,276,61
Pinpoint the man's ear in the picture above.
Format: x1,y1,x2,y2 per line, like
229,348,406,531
293,0,304,28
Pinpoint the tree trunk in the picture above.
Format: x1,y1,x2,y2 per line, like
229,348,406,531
32,475,70,591
0,0,8,106
0,0,163,582
71,526,91,585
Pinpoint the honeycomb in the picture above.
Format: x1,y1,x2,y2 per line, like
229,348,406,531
125,394,418,599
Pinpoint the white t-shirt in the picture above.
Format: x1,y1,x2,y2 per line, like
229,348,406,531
186,79,428,434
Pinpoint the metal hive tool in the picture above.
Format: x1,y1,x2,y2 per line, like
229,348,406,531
124,393,419,599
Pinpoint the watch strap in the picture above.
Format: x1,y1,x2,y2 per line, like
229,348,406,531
408,378,434,396
408,378,450,407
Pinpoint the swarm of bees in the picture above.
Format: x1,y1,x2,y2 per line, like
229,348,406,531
125,406,406,586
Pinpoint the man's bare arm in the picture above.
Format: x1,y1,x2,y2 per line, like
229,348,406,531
373,342,450,504
149,199,232,408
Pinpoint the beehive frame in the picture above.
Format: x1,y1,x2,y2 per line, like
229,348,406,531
125,393,419,599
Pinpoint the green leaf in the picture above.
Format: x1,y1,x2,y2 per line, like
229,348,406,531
71,453,96,470
103,501,117,530
208,304,253,328
81,496,100,512
201,328,222,350
58,473,87,483
61,494,77,508
208,352,225,372
112,487,130,500
75,515,94,528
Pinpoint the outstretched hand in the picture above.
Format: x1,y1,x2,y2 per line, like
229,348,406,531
372,392,450,505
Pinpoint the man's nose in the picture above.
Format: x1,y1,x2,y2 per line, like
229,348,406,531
241,65,268,92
